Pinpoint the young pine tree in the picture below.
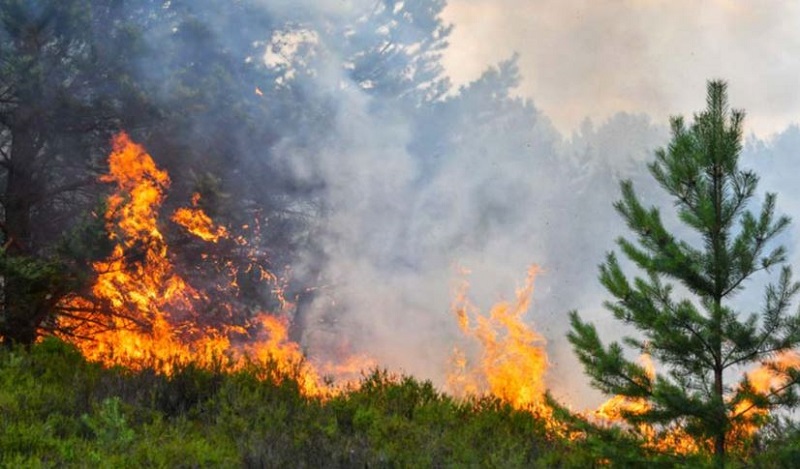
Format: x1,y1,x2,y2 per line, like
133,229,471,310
568,81,800,464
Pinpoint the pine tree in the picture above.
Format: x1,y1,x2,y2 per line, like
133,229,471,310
0,0,150,345
568,80,800,464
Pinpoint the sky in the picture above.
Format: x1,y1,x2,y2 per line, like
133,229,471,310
442,0,800,137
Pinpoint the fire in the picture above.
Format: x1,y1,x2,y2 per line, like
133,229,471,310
46,131,796,454
59,132,201,340
447,266,549,411
239,314,327,396
55,132,361,397
594,353,655,425
593,354,700,455
592,351,800,455
172,193,229,243
444,267,583,441
731,351,800,438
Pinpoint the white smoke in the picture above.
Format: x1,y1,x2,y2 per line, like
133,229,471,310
169,0,800,410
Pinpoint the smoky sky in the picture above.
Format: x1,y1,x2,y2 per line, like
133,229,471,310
117,0,800,410
443,0,800,137
239,0,800,409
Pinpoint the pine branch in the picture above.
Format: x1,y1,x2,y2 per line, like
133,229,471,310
730,377,800,421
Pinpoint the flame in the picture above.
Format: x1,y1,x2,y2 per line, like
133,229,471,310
447,266,549,411
56,132,363,396
590,350,800,455
594,354,655,425
47,131,798,452
172,193,229,242
731,351,800,439
593,354,700,455
594,351,800,455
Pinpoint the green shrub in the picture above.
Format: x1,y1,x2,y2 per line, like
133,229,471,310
81,397,135,450
0,338,757,467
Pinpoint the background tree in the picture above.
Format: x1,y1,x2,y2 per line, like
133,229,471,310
0,0,156,345
568,81,800,464
340,0,452,106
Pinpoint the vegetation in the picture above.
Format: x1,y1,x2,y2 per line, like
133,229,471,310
0,339,610,467
0,0,493,346
569,81,800,466
2,339,799,467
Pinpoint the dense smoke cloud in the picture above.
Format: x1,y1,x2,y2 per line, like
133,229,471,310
117,0,800,409
254,2,671,403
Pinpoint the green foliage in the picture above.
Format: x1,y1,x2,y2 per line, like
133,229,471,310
568,80,800,463
0,252,65,306
0,0,157,345
0,338,700,468
0,203,111,344
6,338,797,466
57,203,115,278
81,397,135,453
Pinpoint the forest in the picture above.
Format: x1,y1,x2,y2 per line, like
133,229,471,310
3,0,800,467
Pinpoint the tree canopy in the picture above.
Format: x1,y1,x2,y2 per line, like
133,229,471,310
569,80,800,464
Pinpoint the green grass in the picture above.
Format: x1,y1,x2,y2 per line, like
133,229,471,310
0,338,792,468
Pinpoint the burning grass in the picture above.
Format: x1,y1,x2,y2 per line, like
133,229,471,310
447,265,548,411
9,337,794,467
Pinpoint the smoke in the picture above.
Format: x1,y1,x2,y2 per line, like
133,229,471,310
122,0,800,410
744,126,800,266
261,4,670,403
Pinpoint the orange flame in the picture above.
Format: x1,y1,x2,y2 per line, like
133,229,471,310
731,351,800,439
593,354,700,455
591,350,800,455
56,132,364,397
50,131,798,450
594,353,655,425
447,266,548,411
594,350,800,455
172,193,229,243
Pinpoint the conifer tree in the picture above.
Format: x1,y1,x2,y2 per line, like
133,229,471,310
568,81,800,464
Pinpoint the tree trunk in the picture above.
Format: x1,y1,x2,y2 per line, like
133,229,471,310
713,364,726,467
0,123,43,346
711,141,727,467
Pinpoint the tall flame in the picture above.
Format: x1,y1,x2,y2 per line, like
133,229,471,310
48,131,798,454
56,132,362,397
447,266,549,411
